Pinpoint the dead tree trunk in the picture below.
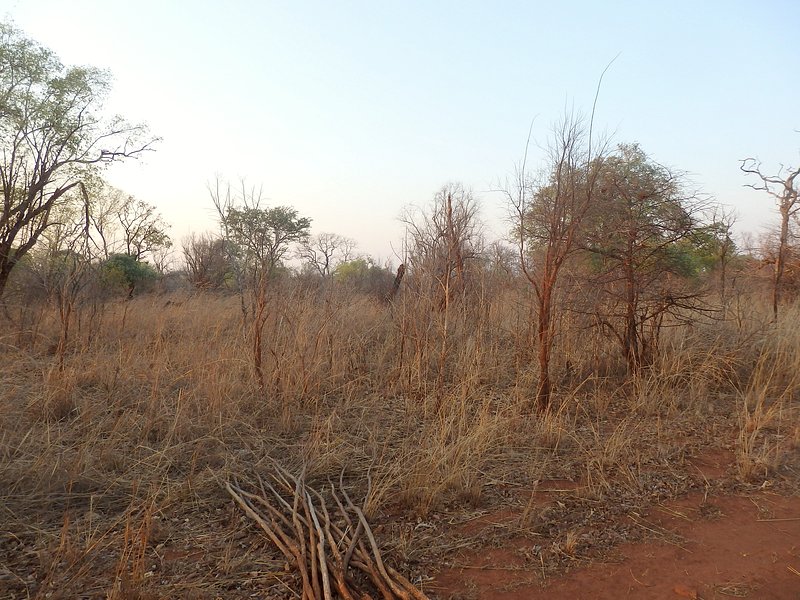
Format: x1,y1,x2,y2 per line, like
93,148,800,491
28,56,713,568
740,158,800,322
387,263,406,301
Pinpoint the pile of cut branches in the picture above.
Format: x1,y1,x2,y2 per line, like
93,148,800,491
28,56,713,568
226,466,429,600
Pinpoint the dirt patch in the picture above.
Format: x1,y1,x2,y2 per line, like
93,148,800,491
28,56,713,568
431,491,800,599
687,448,735,481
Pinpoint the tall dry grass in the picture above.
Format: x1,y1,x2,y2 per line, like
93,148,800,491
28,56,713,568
1,280,798,597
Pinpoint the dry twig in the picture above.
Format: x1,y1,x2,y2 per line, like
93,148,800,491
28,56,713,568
226,467,429,600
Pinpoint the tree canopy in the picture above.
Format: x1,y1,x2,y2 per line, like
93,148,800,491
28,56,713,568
101,253,158,298
222,205,311,282
0,21,157,297
577,143,711,371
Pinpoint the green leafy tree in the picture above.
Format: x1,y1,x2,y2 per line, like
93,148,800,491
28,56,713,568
0,21,157,298
101,253,158,298
579,143,710,372
209,178,311,392
673,216,738,284
334,258,373,281
210,180,311,288
222,205,311,284
334,257,395,296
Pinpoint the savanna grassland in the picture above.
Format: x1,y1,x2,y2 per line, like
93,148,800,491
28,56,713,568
1,277,798,599
2,13,800,600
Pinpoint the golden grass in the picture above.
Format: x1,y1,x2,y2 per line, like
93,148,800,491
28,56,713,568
0,284,798,597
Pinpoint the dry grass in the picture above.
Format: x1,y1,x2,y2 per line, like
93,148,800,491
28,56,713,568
1,283,798,598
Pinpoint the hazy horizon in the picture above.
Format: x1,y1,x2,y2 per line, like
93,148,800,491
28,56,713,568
4,0,798,264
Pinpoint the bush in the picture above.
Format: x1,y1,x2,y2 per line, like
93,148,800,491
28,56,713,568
101,254,158,298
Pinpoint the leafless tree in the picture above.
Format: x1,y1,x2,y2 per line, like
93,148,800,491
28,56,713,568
75,175,122,260
298,232,357,277
182,232,230,289
117,197,172,261
398,183,484,404
401,182,483,310
26,187,97,370
508,114,606,410
740,155,800,321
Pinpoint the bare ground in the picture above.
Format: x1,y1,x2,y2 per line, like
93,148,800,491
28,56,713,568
432,487,800,599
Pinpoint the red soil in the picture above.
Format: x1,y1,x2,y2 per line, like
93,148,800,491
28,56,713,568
432,491,800,599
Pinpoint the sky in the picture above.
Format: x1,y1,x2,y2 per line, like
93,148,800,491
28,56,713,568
2,0,799,263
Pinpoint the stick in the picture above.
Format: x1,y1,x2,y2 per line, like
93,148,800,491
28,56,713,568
225,482,291,559
228,469,431,600
307,491,333,600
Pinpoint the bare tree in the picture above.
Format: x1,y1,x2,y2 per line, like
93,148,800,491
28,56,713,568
398,183,483,404
298,232,357,277
740,155,800,321
26,187,97,370
508,114,606,410
72,173,123,261
182,232,230,289
401,182,483,310
117,197,172,261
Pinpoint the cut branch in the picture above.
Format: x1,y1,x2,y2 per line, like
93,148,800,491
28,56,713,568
226,468,429,600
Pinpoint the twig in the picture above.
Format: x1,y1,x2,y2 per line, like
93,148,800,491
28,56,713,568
225,482,290,560
307,491,333,600
227,468,430,600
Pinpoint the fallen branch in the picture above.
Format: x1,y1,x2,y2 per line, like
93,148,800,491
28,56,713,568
226,467,429,600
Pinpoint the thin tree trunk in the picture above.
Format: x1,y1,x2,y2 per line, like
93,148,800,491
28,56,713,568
435,265,450,410
535,280,554,411
57,296,72,372
624,263,639,374
252,277,268,395
774,205,790,322
0,261,14,300
387,264,406,301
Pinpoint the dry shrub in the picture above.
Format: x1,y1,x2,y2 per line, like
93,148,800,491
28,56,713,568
734,309,800,480
366,393,514,518
1,283,799,597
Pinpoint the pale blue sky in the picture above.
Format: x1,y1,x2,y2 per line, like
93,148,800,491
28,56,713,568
3,0,799,261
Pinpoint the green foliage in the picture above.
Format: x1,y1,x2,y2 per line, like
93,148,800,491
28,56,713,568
334,258,373,281
581,143,702,276
580,144,737,284
574,143,713,371
221,205,311,283
334,258,394,296
101,254,158,297
0,20,155,298
672,223,738,278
